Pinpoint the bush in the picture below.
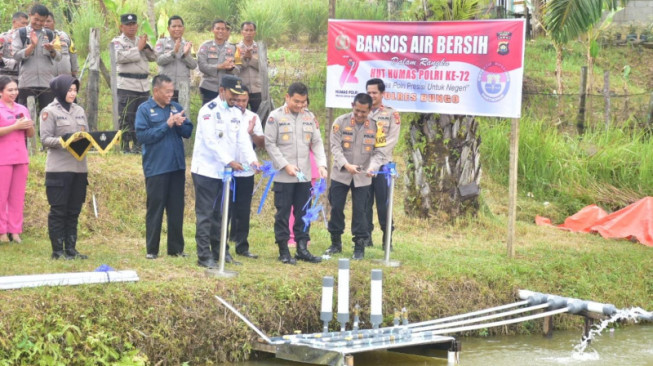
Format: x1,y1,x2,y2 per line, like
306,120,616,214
336,0,387,20
167,0,240,32
239,0,289,45
302,0,328,43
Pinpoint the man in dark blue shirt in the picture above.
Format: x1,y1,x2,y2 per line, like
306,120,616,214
135,74,193,259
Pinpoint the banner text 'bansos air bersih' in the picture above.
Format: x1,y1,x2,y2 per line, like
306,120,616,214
326,19,526,118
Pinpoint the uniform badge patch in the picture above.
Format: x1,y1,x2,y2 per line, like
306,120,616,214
41,112,48,120
267,116,275,124
282,134,289,141
208,102,217,109
332,124,339,133
393,111,401,124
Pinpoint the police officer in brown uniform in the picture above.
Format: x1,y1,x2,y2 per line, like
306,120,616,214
154,15,197,103
0,12,28,81
197,19,239,106
44,13,79,78
325,93,384,260
264,82,328,264
112,13,156,153
236,22,262,113
11,4,61,115
366,78,401,249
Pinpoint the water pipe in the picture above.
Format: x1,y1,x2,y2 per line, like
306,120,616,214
406,300,530,328
370,269,383,329
337,259,350,331
321,276,334,333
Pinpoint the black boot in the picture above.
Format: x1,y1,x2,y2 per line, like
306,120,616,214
324,233,342,255
295,239,322,263
365,235,374,247
50,235,67,260
64,234,88,259
352,237,365,260
277,241,296,265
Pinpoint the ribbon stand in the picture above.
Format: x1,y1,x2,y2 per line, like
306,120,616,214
373,162,400,267
207,167,238,278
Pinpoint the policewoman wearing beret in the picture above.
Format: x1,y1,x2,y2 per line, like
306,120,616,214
40,74,89,259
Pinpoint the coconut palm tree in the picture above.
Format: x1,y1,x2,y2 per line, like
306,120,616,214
543,0,628,94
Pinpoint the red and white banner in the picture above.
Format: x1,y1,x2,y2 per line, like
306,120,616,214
327,19,526,118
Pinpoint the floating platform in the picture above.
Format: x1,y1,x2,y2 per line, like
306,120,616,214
252,328,459,366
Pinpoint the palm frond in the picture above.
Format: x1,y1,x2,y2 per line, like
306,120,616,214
544,0,604,44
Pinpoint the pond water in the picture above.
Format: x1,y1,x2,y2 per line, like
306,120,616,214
234,325,653,365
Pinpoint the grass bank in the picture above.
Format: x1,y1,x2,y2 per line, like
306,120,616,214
0,153,651,364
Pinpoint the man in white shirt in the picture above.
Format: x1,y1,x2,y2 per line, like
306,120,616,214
191,75,259,268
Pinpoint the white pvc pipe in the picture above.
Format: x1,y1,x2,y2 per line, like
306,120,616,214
0,270,139,290
413,307,571,336
370,269,383,328
407,300,530,328
409,303,550,333
337,259,350,328
321,276,334,314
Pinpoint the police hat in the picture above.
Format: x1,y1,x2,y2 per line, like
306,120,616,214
220,75,245,95
120,14,137,25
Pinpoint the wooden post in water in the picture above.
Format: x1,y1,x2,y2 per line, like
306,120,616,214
507,118,520,259
543,315,554,338
86,28,100,131
603,71,610,130
26,96,37,155
108,42,120,130
576,66,587,134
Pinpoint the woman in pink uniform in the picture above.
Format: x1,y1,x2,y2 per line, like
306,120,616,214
0,76,35,243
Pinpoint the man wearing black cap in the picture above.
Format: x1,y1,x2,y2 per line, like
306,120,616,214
191,75,259,269
111,13,156,154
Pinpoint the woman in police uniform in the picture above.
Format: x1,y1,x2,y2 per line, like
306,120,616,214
40,74,89,259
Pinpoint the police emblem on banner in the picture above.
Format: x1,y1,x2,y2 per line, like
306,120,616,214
477,62,510,103
335,33,350,50
496,31,512,55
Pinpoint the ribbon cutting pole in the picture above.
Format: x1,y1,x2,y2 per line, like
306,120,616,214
374,162,400,267
208,167,238,278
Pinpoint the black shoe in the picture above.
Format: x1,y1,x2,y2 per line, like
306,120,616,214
365,236,374,247
295,240,322,263
324,244,342,255
278,253,297,265
169,252,189,257
65,249,88,260
224,252,242,265
197,258,217,268
146,253,158,259
237,251,258,259
352,238,365,260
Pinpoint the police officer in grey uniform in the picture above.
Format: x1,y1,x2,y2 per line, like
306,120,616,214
44,13,78,78
154,15,197,103
236,22,262,113
366,78,401,249
325,93,384,260
264,82,328,265
197,19,239,106
12,4,61,115
0,12,28,81
111,13,156,153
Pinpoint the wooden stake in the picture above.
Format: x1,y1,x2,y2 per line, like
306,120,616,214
108,42,120,130
603,71,610,130
86,28,100,131
577,66,587,134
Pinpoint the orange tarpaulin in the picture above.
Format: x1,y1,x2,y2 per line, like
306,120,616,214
536,197,653,247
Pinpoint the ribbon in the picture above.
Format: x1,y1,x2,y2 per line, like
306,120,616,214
302,204,323,232
256,161,277,214
213,168,235,212
301,178,327,231
296,170,307,182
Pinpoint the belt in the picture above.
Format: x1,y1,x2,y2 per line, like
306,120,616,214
118,72,149,79
0,70,19,76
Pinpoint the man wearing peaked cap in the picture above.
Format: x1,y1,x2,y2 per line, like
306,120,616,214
191,75,260,269
111,12,156,154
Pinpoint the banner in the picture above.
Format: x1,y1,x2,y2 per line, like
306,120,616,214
327,19,525,118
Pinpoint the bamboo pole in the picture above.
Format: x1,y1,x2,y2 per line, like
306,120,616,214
108,42,120,130
86,28,100,131
507,118,519,259
26,96,37,155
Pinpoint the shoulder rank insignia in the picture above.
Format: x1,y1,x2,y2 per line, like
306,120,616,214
208,102,217,110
